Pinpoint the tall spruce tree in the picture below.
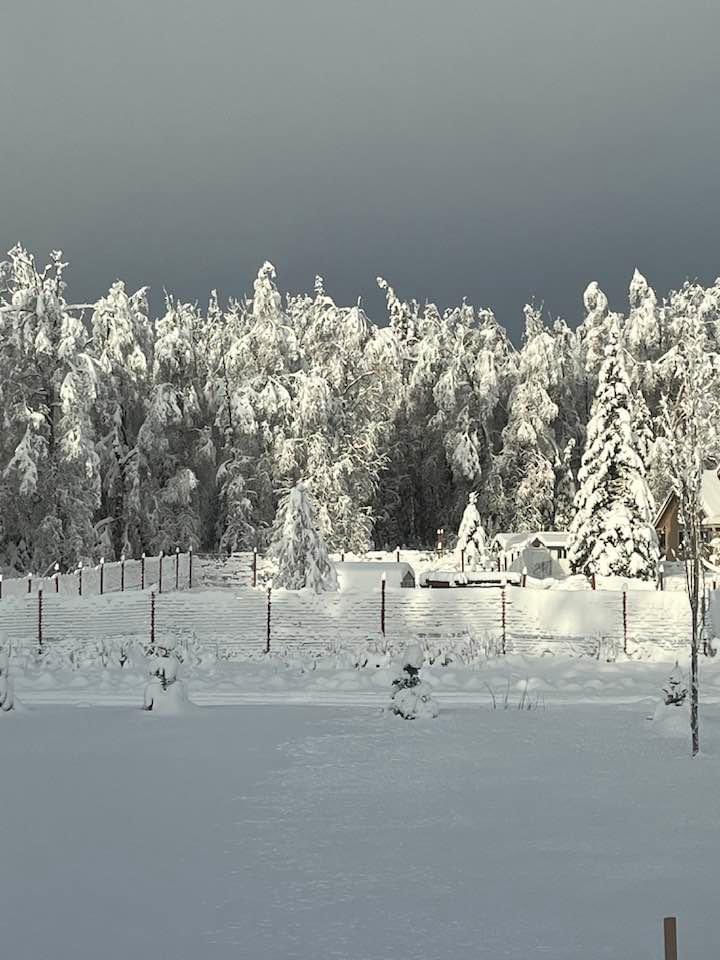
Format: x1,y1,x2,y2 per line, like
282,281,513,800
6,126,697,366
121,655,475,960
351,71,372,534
270,481,338,592
568,320,659,579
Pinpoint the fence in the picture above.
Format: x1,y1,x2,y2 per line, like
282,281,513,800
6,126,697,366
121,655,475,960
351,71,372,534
0,550,194,601
0,580,708,661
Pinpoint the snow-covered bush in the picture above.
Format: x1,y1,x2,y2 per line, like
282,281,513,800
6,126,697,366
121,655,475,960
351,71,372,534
455,492,488,571
387,643,439,720
662,662,688,706
143,636,191,714
0,649,14,713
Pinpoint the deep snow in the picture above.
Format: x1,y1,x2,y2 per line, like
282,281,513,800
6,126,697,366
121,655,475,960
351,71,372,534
1,701,719,959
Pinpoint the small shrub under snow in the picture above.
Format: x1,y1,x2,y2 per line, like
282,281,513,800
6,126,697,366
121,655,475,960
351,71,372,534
387,643,439,720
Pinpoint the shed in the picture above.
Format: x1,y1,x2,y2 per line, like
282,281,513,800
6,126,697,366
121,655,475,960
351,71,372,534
332,561,416,592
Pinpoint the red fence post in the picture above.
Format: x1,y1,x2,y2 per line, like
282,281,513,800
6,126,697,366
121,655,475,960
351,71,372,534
78,562,83,597
501,584,507,655
99,557,104,596
37,588,43,654
120,554,125,592
663,917,677,960
252,548,258,588
150,591,156,647
175,547,180,590
381,573,387,636
622,589,628,654
158,551,164,594
266,585,272,654
188,547,193,590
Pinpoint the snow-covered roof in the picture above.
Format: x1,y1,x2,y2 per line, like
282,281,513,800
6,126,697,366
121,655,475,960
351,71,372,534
492,531,572,553
332,561,415,591
655,468,720,526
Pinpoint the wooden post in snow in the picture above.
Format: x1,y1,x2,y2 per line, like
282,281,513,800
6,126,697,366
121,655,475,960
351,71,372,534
663,917,677,960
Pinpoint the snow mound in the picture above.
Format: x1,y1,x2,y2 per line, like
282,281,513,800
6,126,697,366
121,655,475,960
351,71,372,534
143,679,196,715
649,701,690,740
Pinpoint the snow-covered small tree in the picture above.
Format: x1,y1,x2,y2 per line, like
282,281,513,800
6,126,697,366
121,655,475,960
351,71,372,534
387,643,439,719
455,492,487,570
568,320,659,580
662,662,688,706
0,649,14,713
270,481,338,592
143,635,190,714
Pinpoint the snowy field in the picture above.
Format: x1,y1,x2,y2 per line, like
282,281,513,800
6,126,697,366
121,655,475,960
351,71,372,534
2,696,720,959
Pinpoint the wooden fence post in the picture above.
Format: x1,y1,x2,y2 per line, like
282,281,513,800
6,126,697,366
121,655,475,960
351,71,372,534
501,584,507,655
396,546,400,563
252,548,258,588
381,573,387,636
461,548,465,573
591,572,597,590
175,547,180,590
37,588,43,654
663,916,677,960
266,585,272,654
521,566,527,588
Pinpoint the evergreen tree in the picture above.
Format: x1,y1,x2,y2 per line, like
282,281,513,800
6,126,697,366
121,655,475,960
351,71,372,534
455,492,488,570
270,481,338,591
568,320,659,579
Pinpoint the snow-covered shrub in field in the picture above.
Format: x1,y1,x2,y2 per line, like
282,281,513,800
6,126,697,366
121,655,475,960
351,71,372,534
143,636,192,714
662,662,688,706
0,649,15,712
270,481,338,592
388,643,439,719
455,492,488,571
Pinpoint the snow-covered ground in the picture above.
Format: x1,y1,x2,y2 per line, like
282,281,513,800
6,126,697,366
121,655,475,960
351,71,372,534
1,697,719,959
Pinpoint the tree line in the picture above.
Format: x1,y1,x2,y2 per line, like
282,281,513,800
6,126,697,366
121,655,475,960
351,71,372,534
0,244,715,573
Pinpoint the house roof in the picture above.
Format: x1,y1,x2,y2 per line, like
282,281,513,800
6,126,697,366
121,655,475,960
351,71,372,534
492,531,572,553
655,468,720,527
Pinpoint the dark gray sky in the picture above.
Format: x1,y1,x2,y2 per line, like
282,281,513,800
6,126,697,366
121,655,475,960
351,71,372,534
2,0,719,337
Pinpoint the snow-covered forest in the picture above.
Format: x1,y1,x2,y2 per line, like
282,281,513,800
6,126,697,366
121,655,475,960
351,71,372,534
0,243,715,573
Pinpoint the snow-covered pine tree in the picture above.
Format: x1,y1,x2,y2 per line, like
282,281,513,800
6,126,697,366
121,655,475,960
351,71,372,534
270,481,338,591
388,643,439,719
0,246,100,571
455,492,487,570
568,319,659,580
90,281,152,559
662,662,688,706
497,304,559,531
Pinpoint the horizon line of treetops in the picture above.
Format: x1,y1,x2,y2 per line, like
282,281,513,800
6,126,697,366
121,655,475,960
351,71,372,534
0,242,715,577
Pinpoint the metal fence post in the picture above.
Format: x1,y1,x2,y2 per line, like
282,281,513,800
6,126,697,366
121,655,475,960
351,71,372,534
99,557,105,596
461,548,465,573
622,589,628,654
27,572,32,595
120,554,125,592
37,588,43,654
141,553,146,591
501,584,507,655
150,591,156,647
78,562,83,597
252,548,258,588
396,546,400,563
175,547,180,590
54,563,60,593
381,573,386,636
158,551,164,594
0,573,3,600
188,547,193,589
266,585,272,654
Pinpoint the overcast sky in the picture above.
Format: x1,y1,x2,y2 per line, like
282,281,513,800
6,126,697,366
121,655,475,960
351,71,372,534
1,0,719,338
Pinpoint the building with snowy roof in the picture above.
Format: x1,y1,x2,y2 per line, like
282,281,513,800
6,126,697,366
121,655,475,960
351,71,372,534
491,532,573,572
655,467,720,559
